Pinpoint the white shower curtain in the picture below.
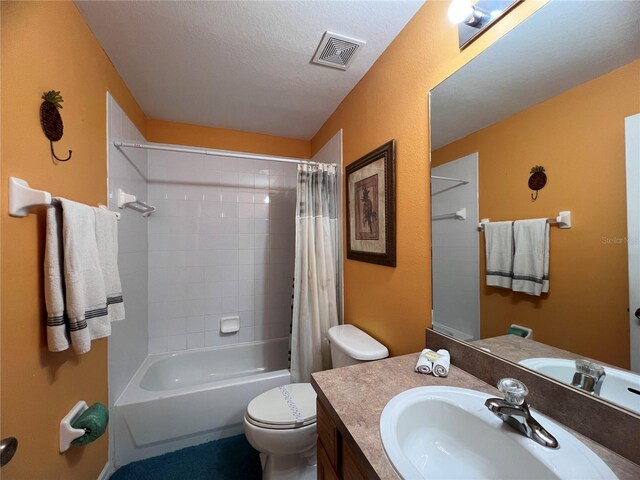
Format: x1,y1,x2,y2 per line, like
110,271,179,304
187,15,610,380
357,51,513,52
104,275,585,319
291,163,339,383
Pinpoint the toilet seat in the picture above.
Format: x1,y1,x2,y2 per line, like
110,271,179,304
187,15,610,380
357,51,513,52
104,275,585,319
246,383,317,430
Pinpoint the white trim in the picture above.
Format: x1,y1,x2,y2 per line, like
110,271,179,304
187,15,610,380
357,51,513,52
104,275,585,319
625,113,640,372
97,461,114,480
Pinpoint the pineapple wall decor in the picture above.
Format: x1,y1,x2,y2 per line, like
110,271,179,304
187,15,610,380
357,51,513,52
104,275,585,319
40,90,72,162
528,165,547,201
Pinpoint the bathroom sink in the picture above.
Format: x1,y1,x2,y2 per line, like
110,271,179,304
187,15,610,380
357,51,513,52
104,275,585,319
379,386,615,479
519,357,640,414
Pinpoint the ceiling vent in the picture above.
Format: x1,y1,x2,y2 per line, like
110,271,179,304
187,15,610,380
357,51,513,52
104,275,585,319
312,31,365,71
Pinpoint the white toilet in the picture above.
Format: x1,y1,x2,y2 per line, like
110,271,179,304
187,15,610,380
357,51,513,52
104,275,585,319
244,324,389,480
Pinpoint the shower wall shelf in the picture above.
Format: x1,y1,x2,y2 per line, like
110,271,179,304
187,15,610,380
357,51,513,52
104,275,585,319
8,176,120,219
117,188,156,217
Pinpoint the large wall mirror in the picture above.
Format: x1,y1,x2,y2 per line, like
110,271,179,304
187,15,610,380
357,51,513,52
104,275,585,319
429,0,640,415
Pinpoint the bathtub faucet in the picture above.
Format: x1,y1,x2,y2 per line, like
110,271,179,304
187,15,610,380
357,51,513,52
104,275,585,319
485,378,558,449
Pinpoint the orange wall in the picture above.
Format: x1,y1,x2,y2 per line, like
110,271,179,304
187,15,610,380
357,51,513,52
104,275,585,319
432,60,640,368
1,2,146,478
310,0,548,356
147,119,311,159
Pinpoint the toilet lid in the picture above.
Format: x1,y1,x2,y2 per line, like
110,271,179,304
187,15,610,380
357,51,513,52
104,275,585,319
246,383,317,429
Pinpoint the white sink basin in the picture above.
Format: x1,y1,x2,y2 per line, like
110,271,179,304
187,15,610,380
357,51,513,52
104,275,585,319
519,358,640,414
380,386,615,479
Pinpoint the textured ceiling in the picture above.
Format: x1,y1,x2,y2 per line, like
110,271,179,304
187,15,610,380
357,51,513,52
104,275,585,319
75,0,424,139
431,0,640,149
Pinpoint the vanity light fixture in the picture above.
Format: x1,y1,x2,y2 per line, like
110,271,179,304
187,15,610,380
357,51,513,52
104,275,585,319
448,0,522,50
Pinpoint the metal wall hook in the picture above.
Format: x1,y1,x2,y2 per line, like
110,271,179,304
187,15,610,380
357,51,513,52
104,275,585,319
531,190,539,201
50,141,72,162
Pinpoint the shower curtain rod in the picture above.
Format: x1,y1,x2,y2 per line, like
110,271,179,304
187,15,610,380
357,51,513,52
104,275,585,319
113,141,324,165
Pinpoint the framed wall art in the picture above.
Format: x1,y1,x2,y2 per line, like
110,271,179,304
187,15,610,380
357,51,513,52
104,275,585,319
346,140,396,267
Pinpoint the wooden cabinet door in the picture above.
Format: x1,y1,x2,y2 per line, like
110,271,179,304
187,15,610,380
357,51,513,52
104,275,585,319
318,441,340,480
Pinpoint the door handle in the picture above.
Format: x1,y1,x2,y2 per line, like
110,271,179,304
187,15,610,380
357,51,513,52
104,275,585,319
0,437,17,467
635,308,640,320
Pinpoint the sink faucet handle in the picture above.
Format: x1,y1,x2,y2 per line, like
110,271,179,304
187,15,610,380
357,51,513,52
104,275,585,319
497,378,529,405
572,359,606,394
574,359,605,379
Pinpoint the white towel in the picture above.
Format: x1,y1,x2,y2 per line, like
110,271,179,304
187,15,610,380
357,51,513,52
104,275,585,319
484,221,514,288
415,349,434,374
45,203,71,352
512,219,549,296
61,199,109,354
94,207,125,322
433,349,450,377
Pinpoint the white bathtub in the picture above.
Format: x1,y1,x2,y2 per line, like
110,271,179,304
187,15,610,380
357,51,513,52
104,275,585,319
113,338,291,466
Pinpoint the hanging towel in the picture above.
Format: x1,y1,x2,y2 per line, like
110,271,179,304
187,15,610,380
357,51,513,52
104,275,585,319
94,207,125,322
61,199,109,354
45,202,71,352
512,219,549,296
484,221,514,288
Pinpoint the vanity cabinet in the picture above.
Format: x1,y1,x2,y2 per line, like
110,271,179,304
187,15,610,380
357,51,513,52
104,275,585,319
317,399,368,480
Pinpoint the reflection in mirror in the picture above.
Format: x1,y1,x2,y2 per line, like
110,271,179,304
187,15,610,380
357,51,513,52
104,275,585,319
429,0,640,414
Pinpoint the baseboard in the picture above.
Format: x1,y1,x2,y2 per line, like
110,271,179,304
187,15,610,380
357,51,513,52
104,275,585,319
98,461,114,480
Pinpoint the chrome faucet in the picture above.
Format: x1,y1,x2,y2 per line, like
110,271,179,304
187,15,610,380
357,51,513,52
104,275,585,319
485,378,559,449
571,359,606,395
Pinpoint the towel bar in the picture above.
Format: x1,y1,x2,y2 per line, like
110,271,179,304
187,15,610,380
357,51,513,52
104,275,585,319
478,211,571,230
8,177,120,220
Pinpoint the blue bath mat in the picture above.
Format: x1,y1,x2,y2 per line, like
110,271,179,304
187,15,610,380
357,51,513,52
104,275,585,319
110,434,262,480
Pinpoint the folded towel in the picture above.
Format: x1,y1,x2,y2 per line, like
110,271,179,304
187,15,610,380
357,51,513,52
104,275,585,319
512,219,549,296
484,221,514,289
415,349,434,374
45,203,71,352
433,349,451,377
61,198,109,354
94,207,125,322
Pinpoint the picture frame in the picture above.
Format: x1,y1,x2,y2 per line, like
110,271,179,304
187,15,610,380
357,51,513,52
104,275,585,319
346,140,396,267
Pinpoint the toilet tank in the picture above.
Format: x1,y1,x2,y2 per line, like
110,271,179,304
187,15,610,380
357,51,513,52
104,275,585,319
327,325,389,368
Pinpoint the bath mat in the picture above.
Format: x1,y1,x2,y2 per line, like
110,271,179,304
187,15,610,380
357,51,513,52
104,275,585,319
110,434,261,480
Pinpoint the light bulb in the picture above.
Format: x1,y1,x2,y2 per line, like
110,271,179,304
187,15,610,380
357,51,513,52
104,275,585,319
448,0,474,24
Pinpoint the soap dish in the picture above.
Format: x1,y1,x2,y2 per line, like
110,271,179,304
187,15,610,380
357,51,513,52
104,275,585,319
220,316,240,334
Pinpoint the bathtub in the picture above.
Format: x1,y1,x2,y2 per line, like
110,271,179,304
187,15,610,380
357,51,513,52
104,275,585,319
113,338,290,466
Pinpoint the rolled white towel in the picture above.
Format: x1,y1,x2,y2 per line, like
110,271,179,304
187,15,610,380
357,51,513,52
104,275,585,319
415,349,437,374
433,349,451,377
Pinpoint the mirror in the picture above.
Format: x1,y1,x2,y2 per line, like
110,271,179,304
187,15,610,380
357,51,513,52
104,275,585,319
429,0,640,415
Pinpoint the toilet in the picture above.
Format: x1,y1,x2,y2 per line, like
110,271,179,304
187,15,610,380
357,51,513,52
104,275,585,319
243,324,389,480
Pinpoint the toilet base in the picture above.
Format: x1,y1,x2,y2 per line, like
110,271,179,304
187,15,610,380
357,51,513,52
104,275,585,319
262,447,317,480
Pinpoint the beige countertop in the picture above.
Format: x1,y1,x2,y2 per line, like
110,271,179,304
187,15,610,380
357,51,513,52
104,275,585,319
472,335,620,366
311,353,640,479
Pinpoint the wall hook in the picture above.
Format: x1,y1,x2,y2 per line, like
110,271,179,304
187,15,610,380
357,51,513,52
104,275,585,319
528,165,546,201
50,141,72,162
40,90,72,163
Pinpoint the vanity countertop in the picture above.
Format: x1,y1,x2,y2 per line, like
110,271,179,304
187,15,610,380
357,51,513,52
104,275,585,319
311,353,640,479
472,334,624,367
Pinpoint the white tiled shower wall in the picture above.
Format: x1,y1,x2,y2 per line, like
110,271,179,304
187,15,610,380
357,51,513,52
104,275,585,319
107,94,149,405
146,149,297,353
431,153,480,341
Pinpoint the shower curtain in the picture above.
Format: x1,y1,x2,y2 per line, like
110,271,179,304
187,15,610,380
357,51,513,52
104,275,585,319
290,163,339,383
